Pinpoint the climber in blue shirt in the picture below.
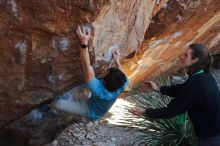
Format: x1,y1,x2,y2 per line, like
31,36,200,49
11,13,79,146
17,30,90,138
54,26,128,121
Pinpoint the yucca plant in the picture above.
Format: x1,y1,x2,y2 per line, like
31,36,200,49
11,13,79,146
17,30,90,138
119,76,198,146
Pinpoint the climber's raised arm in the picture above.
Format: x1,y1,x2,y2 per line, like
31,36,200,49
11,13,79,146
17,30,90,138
76,26,95,82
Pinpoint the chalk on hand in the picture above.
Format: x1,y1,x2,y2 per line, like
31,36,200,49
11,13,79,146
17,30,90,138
104,44,118,62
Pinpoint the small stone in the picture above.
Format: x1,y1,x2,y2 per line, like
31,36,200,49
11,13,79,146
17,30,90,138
81,140,91,145
79,122,84,126
78,134,86,141
94,121,99,125
93,130,99,135
86,133,96,141
75,127,80,132
87,122,94,127
111,137,116,142
106,140,111,143
72,132,78,137
99,119,109,125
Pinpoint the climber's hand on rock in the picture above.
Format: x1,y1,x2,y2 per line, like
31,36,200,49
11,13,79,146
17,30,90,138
76,26,91,45
129,108,145,116
144,81,160,92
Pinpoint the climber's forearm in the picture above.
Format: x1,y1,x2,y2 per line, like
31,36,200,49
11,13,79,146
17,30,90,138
80,48,91,72
80,48,95,82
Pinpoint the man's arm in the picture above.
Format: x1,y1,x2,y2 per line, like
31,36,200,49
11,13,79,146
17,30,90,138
129,92,192,119
160,84,182,97
130,81,194,119
80,48,95,82
76,26,95,83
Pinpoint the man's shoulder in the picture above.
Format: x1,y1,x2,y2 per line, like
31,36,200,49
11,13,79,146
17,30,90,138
87,77,103,87
86,77,105,95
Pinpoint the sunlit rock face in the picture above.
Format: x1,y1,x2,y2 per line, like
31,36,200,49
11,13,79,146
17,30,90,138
0,0,163,145
123,0,220,86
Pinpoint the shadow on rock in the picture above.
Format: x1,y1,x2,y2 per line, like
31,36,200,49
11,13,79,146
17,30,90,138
0,107,81,146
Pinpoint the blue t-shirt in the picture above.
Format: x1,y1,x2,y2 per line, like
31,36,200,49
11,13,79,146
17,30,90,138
86,76,128,121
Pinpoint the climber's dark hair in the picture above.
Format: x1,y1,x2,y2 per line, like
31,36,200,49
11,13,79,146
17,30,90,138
187,43,213,75
103,68,127,92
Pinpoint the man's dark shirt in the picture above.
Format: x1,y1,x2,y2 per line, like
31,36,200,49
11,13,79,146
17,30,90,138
145,72,220,138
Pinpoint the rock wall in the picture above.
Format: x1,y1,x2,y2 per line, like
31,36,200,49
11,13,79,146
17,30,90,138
123,0,220,86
